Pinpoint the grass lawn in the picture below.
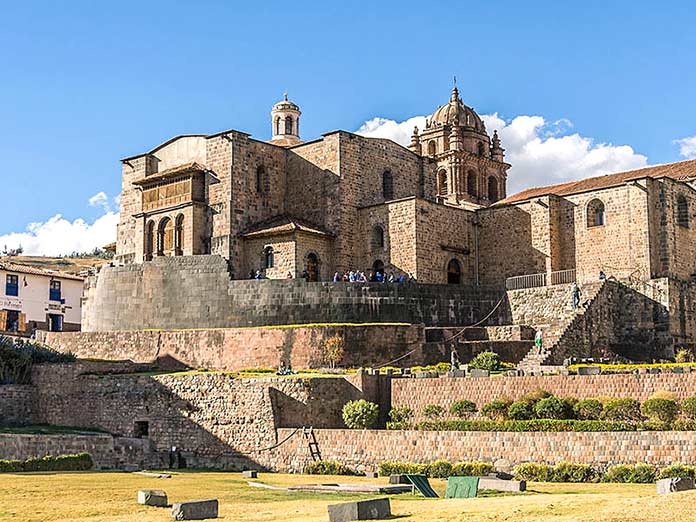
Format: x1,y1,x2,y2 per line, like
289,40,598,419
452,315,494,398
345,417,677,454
0,471,693,521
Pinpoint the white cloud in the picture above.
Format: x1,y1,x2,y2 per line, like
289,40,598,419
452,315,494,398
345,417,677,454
355,113,648,194
675,136,696,159
0,193,119,256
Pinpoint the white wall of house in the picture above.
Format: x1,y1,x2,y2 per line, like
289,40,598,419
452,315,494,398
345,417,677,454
0,269,82,332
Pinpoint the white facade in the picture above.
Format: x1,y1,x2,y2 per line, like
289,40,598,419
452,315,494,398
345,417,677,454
0,263,83,334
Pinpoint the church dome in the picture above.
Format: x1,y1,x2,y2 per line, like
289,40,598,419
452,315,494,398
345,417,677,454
429,86,485,131
272,94,300,112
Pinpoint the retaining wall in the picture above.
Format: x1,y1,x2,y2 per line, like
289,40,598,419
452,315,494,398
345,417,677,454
0,385,38,426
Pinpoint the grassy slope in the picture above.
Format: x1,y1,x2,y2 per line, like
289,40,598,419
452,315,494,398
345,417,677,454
0,256,105,275
0,471,691,521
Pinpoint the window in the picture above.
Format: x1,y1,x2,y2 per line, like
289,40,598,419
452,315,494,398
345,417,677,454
5,275,18,297
306,253,319,282
49,280,61,302
478,142,485,157
488,177,499,202
467,170,478,197
157,218,173,255
447,259,462,285
256,166,265,193
174,215,184,256
145,221,155,261
264,247,274,269
437,169,448,195
677,195,689,228
371,225,385,249
134,421,149,438
275,117,281,135
285,116,293,135
587,199,605,227
382,169,394,200
427,141,436,156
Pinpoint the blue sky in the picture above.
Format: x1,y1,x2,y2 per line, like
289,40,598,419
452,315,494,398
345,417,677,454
1,1,695,254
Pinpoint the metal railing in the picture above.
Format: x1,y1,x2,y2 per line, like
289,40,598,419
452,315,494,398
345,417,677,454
506,269,576,290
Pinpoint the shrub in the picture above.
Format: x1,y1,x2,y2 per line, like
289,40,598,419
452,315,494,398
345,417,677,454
422,404,445,420
415,419,640,432
520,389,552,405
602,464,634,483
451,461,494,477
508,401,533,420
481,399,512,420
675,348,693,363
342,400,379,429
319,335,345,369
553,462,597,483
602,398,643,422
574,399,604,421
386,406,413,430
304,460,353,475
658,463,696,479
681,396,696,420
641,398,679,425
513,463,554,482
428,459,453,478
469,351,501,372
449,400,477,419
632,463,658,483
378,461,427,477
0,453,92,473
534,397,572,420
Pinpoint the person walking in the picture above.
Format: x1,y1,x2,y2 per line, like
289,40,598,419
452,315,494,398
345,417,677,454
450,349,460,371
534,329,543,350
571,282,581,309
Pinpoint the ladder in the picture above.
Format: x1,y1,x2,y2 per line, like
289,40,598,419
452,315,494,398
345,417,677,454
302,427,322,462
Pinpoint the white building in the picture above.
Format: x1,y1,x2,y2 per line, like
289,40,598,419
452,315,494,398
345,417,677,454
0,261,83,334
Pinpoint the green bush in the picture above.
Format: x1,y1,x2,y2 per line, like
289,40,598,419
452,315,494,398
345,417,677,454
428,459,453,478
508,401,534,420
342,400,379,429
481,399,512,421
574,399,604,421
681,396,696,420
520,389,552,405
534,397,571,420
415,419,640,432
304,460,353,475
553,462,597,483
632,464,658,483
377,461,427,477
469,351,501,372
449,400,477,419
0,453,92,473
513,463,554,482
422,404,445,420
602,398,643,422
0,337,76,385
641,398,679,425
658,463,696,479
388,407,413,424
451,461,494,477
602,464,657,483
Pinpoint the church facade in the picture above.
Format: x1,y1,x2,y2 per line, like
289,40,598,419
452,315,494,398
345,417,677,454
114,87,696,291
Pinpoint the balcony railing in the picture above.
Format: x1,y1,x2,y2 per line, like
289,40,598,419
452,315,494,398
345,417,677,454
506,269,576,291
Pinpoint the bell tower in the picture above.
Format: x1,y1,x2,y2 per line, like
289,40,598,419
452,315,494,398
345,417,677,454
270,93,302,147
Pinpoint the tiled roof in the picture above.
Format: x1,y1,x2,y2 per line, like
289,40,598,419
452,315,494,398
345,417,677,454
497,159,696,205
0,261,84,281
132,162,207,186
239,215,334,238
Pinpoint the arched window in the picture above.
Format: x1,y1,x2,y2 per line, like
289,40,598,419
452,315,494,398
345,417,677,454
264,246,274,269
447,258,462,285
677,195,689,228
488,177,499,202
157,218,173,256
587,199,605,227
285,116,293,135
145,221,155,261
477,142,485,157
467,170,478,197
174,214,184,256
371,225,385,250
275,117,281,135
256,166,265,193
382,169,394,200
428,141,437,156
437,169,448,195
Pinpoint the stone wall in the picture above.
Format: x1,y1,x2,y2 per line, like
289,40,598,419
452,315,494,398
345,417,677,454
40,324,427,371
0,385,37,426
0,433,118,468
82,255,504,331
265,428,696,473
392,372,696,423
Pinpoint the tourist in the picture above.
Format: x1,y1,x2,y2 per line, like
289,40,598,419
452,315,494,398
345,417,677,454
387,272,395,283
450,350,460,371
333,271,340,282
599,270,606,281
535,329,543,349
348,271,356,282
255,270,263,280
342,272,349,282
358,271,367,283
571,282,581,309
248,269,255,279
301,269,310,281
286,271,294,279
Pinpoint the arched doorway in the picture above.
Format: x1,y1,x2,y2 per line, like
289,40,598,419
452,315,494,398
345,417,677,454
174,215,184,256
372,259,385,281
145,221,155,261
306,253,319,282
447,259,462,285
157,218,174,256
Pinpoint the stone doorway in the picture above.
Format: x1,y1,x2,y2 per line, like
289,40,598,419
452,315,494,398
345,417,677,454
306,253,319,282
447,259,462,284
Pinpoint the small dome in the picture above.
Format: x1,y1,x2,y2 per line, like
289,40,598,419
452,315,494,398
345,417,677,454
430,86,484,130
272,93,300,113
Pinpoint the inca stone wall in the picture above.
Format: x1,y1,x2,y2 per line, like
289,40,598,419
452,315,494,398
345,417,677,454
266,428,696,473
0,385,37,426
82,255,504,332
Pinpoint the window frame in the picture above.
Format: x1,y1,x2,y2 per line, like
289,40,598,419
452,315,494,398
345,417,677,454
49,280,62,302
586,198,606,228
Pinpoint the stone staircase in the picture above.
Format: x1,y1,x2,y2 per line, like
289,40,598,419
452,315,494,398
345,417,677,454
516,280,608,371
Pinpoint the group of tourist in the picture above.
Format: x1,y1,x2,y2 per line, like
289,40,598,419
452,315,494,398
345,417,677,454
332,270,413,284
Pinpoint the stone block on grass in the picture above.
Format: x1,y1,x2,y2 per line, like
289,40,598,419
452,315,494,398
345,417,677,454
577,366,601,376
478,477,526,492
242,470,258,479
327,498,391,522
469,369,489,378
389,474,409,484
656,477,694,494
137,489,168,507
171,499,218,520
